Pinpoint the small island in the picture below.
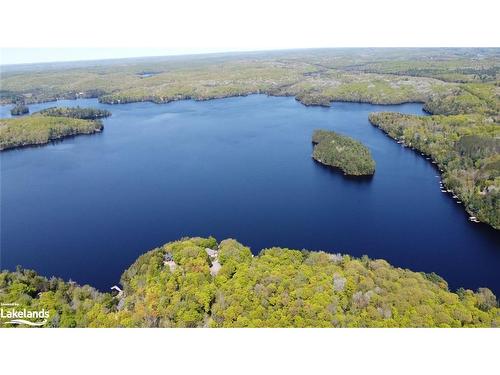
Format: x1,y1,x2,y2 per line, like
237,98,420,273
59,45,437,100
312,130,376,176
0,107,109,151
36,106,111,119
10,104,29,116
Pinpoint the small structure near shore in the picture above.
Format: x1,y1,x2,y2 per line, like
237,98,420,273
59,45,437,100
328,253,343,263
205,248,218,258
164,252,177,272
111,285,123,298
205,248,221,276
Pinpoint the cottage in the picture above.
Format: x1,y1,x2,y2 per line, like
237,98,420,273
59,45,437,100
111,285,123,298
163,252,177,272
205,248,218,258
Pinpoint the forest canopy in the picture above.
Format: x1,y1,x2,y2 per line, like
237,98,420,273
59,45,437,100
0,112,104,151
312,129,376,176
1,237,498,328
36,106,111,119
369,112,500,229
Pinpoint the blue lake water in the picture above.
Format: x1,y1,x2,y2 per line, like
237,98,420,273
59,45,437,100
1,95,499,293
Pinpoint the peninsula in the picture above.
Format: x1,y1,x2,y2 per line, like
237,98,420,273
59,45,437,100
369,112,500,229
0,107,109,150
1,237,498,328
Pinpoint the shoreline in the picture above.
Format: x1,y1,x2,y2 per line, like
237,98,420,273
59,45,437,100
368,117,498,230
0,91,431,113
0,122,104,152
4,235,495,297
312,156,375,179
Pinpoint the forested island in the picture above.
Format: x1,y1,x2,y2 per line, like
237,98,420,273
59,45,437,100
10,104,29,116
1,237,498,328
369,112,499,229
0,107,107,150
312,130,375,176
36,106,111,119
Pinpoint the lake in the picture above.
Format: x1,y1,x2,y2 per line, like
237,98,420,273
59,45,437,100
1,95,499,294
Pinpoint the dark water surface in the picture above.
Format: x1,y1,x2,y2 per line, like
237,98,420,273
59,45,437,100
1,96,499,293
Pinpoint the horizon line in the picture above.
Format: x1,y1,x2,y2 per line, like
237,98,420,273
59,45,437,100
2,47,497,67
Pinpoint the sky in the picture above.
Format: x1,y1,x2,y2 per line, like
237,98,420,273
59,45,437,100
1,0,498,65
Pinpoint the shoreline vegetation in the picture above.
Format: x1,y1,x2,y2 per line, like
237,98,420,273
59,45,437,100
1,237,498,328
1,49,497,113
36,106,111,119
369,112,499,229
312,130,376,176
0,107,109,150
